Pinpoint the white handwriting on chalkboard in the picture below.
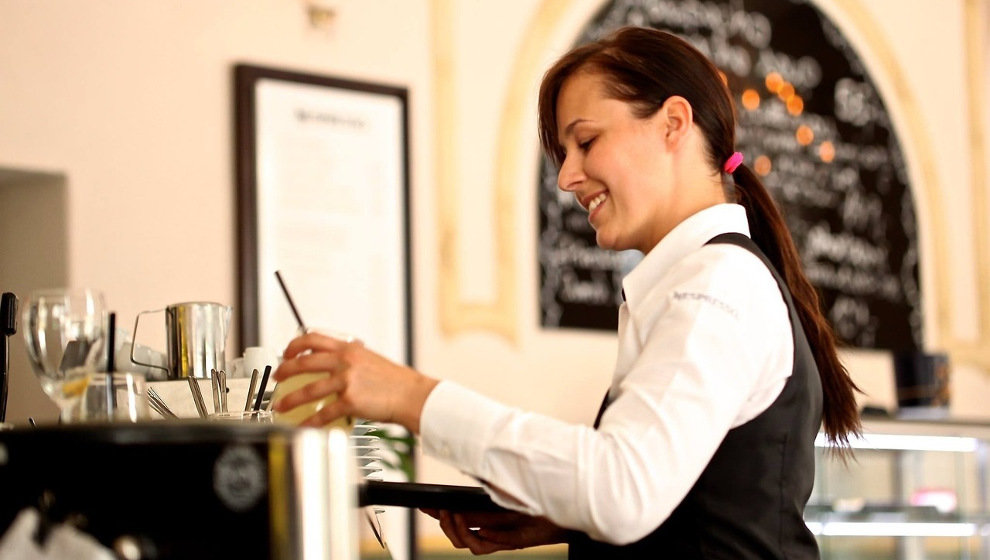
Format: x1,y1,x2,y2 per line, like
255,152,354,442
754,50,822,89
561,270,613,305
830,295,877,345
806,262,902,302
841,189,884,234
618,0,772,47
803,223,902,302
804,223,887,268
684,31,753,77
546,238,627,270
834,78,880,126
832,141,889,169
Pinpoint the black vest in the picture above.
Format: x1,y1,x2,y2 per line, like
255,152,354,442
569,233,822,559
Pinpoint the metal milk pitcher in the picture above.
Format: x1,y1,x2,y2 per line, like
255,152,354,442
130,302,232,379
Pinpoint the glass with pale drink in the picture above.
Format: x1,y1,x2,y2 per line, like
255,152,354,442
271,328,354,430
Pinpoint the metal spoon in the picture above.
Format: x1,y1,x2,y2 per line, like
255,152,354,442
244,369,260,412
218,370,228,413
147,387,177,419
210,369,221,414
187,376,208,418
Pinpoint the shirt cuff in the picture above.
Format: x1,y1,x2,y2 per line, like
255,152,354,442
419,380,508,477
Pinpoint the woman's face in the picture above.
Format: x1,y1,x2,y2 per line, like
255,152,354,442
555,71,674,254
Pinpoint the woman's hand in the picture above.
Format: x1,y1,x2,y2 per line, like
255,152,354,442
273,331,439,433
421,509,568,555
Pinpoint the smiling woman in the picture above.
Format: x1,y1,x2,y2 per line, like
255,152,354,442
274,25,860,559
530,28,859,557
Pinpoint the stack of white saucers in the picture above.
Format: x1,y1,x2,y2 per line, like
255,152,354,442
351,420,384,481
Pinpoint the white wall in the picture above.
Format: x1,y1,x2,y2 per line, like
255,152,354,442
0,0,435,424
1,0,988,551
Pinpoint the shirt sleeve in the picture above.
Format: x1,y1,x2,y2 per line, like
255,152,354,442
419,247,791,545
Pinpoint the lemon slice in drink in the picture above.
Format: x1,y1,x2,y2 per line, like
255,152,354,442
61,374,91,399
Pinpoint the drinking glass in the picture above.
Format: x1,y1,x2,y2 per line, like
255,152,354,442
271,328,353,430
72,372,150,423
210,410,273,423
22,288,107,419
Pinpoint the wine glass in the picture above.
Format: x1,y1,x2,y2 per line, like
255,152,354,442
22,288,107,419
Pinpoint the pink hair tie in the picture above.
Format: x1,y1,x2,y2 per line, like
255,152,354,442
723,151,744,174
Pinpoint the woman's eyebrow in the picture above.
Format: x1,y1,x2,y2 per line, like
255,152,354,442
561,118,590,139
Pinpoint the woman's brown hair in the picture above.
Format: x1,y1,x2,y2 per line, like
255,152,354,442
538,26,860,447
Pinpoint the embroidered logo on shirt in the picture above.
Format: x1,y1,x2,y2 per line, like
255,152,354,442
672,291,740,319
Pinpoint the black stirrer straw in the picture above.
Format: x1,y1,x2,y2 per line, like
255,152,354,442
252,365,272,412
105,312,117,416
270,271,306,415
274,270,307,331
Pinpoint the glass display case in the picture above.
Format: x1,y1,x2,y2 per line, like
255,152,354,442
810,417,990,559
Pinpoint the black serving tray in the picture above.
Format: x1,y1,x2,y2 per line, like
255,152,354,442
359,480,506,512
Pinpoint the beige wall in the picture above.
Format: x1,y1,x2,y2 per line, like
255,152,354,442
0,0,435,423
1,0,988,550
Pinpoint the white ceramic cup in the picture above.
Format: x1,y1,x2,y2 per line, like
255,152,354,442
243,346,279,379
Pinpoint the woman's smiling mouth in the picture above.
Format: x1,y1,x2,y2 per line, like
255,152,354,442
587,192,608,213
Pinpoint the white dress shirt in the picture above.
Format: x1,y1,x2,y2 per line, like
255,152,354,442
419,203,794,545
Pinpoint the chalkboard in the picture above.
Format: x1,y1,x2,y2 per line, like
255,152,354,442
538,0,922,351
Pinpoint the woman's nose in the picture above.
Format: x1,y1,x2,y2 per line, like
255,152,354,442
557,155,584,191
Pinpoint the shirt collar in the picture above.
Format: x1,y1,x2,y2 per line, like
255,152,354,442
621,203,751,307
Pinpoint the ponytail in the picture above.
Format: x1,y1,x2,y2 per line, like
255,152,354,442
733,164,861,449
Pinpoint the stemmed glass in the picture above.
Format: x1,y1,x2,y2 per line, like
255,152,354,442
22,288,107,420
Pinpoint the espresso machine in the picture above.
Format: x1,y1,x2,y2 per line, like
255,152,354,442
0,423,360,559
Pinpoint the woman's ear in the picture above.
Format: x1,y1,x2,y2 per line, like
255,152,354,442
658,95,693,149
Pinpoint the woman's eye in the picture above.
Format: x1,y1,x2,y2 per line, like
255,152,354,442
578,137,595,151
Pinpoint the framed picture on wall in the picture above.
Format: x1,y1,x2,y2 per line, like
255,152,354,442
233,63,414,557
233,64,411,365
